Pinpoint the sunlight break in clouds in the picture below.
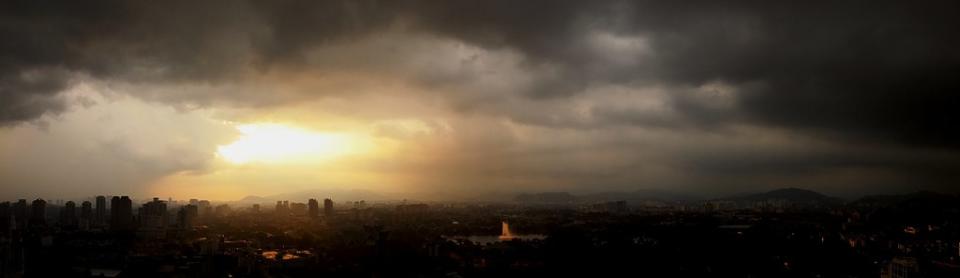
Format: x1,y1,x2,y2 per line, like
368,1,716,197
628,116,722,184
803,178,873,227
217,123,355,164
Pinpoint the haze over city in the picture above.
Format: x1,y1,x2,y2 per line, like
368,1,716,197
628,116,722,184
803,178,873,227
1,0,958,201
3,1,960,278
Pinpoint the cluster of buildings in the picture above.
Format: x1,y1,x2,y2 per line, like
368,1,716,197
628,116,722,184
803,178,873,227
0,192,957,277
272,198,334,218
0,195,348,277
0,196,140,233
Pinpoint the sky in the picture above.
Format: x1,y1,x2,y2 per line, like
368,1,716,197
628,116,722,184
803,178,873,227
0,0,958,201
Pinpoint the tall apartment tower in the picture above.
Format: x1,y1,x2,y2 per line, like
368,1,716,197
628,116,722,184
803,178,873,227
177,205,198,230
308,199,320,219
60,201,77,227
80,201,93,230
29,199,46,228
110,196,133,231
95,196,106,226
323,198,334,217
139,198,167,237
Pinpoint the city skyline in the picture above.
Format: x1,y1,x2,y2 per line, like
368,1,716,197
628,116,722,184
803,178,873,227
1,2,958,277
1,187,957,277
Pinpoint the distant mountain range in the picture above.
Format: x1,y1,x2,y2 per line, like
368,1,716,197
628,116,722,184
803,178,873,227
513,187,847,205
514,192,578,203
513,189,706,204
581,189,704,202
722,188,842,204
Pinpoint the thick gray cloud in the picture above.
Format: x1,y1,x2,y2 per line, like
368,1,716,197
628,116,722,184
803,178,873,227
3,0,957,144
0,67,70,124
406,0,960,147
1,0,958,196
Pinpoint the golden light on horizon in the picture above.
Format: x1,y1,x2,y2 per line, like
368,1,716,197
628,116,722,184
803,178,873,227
217,123,353,164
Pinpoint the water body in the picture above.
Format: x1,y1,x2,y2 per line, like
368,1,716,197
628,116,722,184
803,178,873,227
444,234,547,245
445,221,546,244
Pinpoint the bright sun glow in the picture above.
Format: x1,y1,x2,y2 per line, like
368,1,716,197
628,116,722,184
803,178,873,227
218,124,352,164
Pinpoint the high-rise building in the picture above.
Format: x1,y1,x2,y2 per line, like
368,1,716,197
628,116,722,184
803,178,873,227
139,198,167,237
95,196,106,226
197,200,212,218
12,200,27,230
177,205,198,230
275,201,291,216
29,199,46,228
323,198,334,217
308,199,320,219
214,204,231,216
251,204,260,214
288,202,306,216
80,201,92,230
0,202,10,235
60,201,77,228
139,198,167,229
110,196,133,231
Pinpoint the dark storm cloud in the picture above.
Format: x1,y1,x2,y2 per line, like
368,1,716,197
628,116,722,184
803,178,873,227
0,67,70,124
625,1,960,148
0,0,278,120
406,0,960,148
1,0,958,147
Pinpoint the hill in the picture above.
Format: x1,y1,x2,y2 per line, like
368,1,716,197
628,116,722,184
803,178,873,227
731,188,834,202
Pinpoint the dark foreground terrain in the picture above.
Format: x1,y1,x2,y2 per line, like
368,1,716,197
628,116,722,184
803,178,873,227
1,190,959,277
